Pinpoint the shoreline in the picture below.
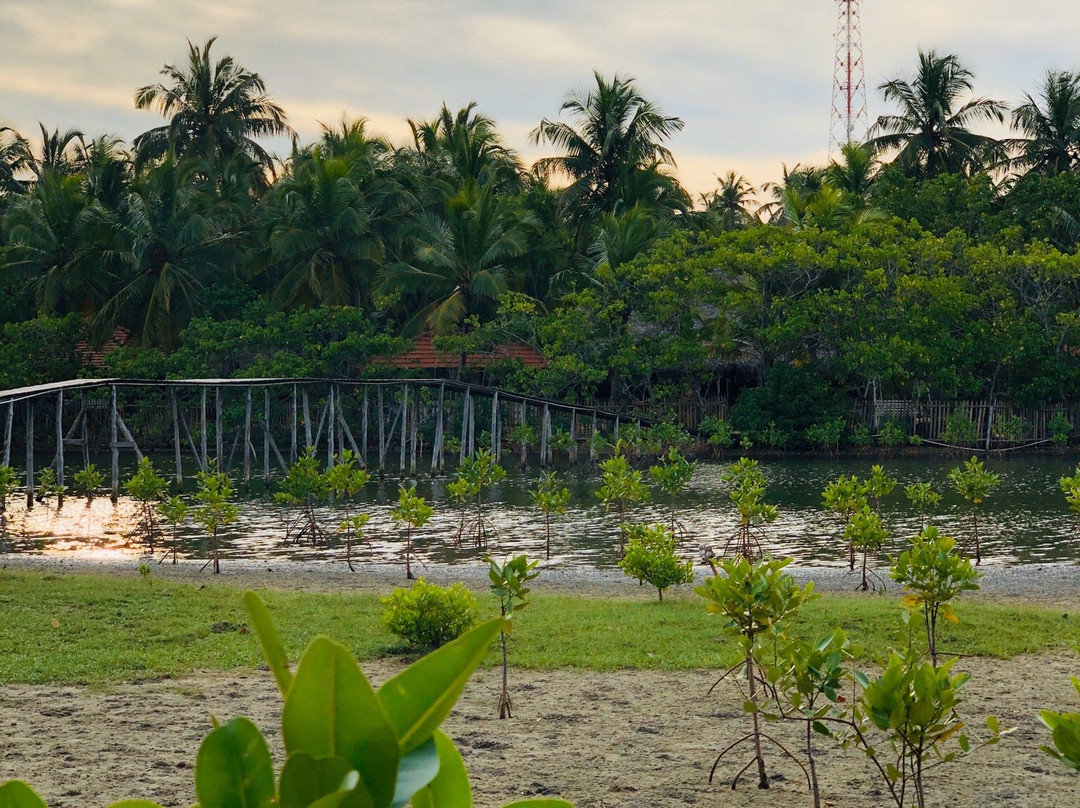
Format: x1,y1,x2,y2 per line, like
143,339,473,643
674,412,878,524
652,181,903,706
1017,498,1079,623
3,552,1079,605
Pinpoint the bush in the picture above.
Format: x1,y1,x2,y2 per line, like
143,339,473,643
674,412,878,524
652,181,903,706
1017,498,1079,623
382,578,479,648
730,363,849,449
941,410,978,446
878,418,908,447
618,523,694,601
1049,412,1072,446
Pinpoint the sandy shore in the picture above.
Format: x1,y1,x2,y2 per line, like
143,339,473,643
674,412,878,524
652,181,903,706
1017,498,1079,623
3,552,1080,605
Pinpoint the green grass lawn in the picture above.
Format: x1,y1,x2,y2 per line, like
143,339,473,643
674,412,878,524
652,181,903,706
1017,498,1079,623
0,569,1076,684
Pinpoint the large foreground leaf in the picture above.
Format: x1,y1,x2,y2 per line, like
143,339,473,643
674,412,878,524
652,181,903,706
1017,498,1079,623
195,716,275,808
377,619,502,753
0,782,47,808
243,591,293,696
410,730,471,808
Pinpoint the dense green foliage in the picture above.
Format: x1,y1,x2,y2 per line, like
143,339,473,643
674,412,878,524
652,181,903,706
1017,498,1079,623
7,40,1080,435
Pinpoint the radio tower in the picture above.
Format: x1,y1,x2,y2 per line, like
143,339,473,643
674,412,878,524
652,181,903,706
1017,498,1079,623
829,0,868,158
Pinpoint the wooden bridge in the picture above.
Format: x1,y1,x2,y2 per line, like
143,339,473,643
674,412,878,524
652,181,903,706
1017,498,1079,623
0,377,650,507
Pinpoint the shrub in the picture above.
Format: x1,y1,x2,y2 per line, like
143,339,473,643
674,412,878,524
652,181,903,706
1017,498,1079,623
940,410,978,446
382,578,478,648
878,418,908,447
699,415,733,454
618,523,694,601
805,418,845,452
1049,412,1072,446
730,363,849,449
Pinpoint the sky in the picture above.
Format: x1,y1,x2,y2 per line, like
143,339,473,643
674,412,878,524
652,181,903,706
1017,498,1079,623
3,0,1080,201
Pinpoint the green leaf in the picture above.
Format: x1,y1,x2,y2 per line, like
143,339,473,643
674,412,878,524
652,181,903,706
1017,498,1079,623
0,782,48,808
195,717,275,808
390,737,440,808
278,754,365,808
411,730,471,808
376,619,502,753
243,591,293,696
284,638,399,808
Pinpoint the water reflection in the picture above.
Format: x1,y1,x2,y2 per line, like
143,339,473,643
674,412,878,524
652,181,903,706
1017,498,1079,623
2,455,1079,568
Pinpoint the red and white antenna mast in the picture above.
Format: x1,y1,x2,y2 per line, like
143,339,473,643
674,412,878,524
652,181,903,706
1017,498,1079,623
829,0,868,157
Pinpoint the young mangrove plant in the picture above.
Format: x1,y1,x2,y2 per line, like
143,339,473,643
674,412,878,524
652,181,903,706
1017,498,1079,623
72,464,104,507
451,448,506,548
392,485,433,579
648,446,695,537
530,471,570,559
904,482,941,529
822,473,867,570
325,449,371,571
0,464,15,549
947,455,999,564
597,444,649,553
770,629,852,808
0,592,574,808
194,463,239,574
125,457,168,550
157,494,188,565
890,526,980,667
1040,677,1080,771
849,652,1010,808
274,448,328,546
35,467,62,510
864,464,897,514
618,523,694,601
485,553,541,718
721,457,778,560
845,505,888,592
696,556,816,790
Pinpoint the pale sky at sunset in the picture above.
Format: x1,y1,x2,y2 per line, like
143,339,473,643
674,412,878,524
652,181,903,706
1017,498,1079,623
3,0,1078,201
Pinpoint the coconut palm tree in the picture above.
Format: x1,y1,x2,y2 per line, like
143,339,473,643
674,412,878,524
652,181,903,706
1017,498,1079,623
408,103,525,194
0,126,31,196
18,124,88,180
377,181,535,335
699,171,758,231
3,170,110,315
253,120,409,311
95,155,240,349
133,37,292,171
531,72,687,223
825,142,880,203
868,49,1006,178
1010,70,1080,177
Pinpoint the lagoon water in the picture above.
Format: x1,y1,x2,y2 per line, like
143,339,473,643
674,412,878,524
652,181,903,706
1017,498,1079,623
4,454,1079,568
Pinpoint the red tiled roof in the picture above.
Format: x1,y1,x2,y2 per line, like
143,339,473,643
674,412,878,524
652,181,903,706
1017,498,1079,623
77,327,135,369
386,334,547,370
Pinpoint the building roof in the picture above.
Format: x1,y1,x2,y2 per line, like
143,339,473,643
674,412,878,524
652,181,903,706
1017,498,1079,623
76,327,134,369
386,333,547,370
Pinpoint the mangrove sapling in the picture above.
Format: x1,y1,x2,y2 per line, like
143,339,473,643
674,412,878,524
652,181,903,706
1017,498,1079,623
530,471,570,559
822,474,868,570
648,447,695,537
947,455,999,564
125,457,168,550
0,464,16,549
1059,466,1080,537
890,526,980,667
325,449,371,571
72,464,104,507
508,422,537,468
485,553,541,718
695,556,816,790
34,467,62,510
194,464,239,574
452,449,506,548
157,495,188,564
721,458,778,561
904,482,941,530
845,506,888,591
618,523,694,601
597,445,649,553
849,651,1010,808
447,477,472,547
770,629,853,808
864,464,897,515
274,448,328,546
392,485,433,579
1039,677,1080,771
